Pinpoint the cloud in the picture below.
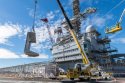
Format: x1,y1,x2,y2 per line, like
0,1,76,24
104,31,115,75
30,24,57,51
68,0,73,5
25,10,64,51
23,10,65,56
23,27,31,36
28,8,34,18
0,47,48,59
0,23,22,45
55,10,60,14
47,11,55,21
0,48,19,58
81,14,113,33
112,38,125,44
21,53,48,59
91,14,113,27
23,23,56,52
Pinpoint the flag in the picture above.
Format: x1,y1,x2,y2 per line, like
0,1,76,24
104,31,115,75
40,18,48,23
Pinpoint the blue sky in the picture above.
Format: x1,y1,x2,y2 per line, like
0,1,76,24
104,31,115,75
0,0,125,68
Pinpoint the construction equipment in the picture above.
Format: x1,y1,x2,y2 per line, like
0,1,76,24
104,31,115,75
105,9,125,34
24,0,39,57
56,0,111,80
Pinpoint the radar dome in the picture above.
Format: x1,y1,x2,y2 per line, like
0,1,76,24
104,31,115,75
86,25,96,33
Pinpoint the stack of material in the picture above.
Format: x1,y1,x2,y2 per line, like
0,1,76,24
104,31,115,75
45,63,59,78
32,63,59,78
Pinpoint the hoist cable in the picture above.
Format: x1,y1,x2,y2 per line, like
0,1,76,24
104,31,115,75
103,0,125,17
119,9,125,23
32,0,37,32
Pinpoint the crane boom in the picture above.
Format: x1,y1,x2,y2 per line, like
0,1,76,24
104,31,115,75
56,0,89,64
68,29,90,64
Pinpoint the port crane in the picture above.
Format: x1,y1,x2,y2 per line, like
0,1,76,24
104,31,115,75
56,0,110,80
105,9,125,34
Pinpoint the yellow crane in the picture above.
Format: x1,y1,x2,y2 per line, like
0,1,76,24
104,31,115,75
56,0,110,80
105,9,125,34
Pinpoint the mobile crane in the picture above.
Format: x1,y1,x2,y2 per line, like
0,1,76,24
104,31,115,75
105,9,125,34
56,0,111,80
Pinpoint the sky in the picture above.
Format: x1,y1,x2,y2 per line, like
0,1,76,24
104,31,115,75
0,0,125,68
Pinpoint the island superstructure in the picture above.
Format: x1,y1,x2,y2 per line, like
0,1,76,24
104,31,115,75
52,0,120,74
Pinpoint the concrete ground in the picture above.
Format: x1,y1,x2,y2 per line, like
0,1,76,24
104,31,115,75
0,77,124,83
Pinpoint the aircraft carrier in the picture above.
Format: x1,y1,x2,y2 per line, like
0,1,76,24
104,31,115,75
0,0,125,82
51,0,125,77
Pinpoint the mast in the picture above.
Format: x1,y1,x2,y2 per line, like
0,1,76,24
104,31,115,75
72,0,81,34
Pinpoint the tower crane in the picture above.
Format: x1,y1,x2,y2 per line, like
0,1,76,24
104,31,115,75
105,9,125,34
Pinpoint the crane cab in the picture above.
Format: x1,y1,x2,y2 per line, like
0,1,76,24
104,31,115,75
105,22,122,34
24,32,39,57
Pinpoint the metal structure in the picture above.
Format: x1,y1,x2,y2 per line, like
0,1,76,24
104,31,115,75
72,0,81,34
105,9,125,34
62,0,96,34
